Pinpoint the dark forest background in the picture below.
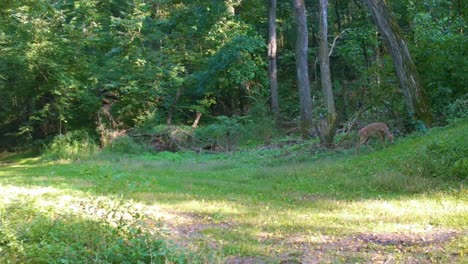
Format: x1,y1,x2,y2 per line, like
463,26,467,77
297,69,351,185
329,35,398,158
0,0,466,152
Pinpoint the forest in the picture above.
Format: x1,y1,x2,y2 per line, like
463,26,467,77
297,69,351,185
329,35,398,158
0,0,467,263
0,0,466,150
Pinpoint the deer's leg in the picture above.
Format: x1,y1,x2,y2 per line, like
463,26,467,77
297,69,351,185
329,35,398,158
366,141,374,151
379,133,386,148
361,136,374,151
356,136,366,154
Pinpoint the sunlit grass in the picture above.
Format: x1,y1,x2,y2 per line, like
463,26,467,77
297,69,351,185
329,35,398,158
1,120,467,263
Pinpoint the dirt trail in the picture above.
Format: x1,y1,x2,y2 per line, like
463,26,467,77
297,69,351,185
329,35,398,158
145,207,465,263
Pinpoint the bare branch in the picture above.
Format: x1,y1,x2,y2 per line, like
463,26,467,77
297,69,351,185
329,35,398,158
328,30,345,56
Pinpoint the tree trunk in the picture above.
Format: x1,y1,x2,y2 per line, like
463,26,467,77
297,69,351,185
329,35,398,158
268,0,279,121
293,0,314,139
192,112,202,128
318,0,338,145
364,0,433,127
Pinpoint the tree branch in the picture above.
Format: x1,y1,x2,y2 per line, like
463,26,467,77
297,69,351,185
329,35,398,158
329,30,345,56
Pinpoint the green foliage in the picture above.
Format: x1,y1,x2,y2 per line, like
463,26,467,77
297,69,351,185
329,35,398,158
415,140,467,180
409,4,467,120
197,34,268,114
0,197,187,264
368,171,438,194
401,120,468,181
0,0,465,150
43,130,98,161
107,135,147,154
444,94,468,122
241,102,278,144
1,122,467,263
193,104,277,151
195,115,248,151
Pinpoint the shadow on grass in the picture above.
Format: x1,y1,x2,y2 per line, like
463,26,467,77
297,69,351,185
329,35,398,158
0,149,461,206
1,120,467,262
1,152,467,263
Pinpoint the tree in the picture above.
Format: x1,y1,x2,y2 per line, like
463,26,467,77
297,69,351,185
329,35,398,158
364,0,433,127
292,0,314,139
317,0,338,145
268,0,279,120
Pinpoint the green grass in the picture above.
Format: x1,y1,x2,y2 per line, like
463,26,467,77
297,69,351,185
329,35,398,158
1,120,467,263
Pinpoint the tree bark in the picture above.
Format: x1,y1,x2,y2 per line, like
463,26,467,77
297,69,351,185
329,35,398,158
318,0,338,145
293,0,314,139
364,0,433,126
191,112,202,128
268,0,279,121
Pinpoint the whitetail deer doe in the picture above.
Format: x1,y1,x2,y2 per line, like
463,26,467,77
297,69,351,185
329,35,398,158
356,122,393,153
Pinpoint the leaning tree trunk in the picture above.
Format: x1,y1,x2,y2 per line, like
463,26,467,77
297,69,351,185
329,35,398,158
293,0,314,139
364,0,433,127
318,0,339,145
268,0,279,121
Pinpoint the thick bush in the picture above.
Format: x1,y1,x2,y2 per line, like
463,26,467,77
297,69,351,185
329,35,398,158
194,115,248,151
43,130,98,160
107,135,147,154
444,94,468,122
403,121,468,181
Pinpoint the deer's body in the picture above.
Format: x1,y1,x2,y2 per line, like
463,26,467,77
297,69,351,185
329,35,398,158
356,122,393,152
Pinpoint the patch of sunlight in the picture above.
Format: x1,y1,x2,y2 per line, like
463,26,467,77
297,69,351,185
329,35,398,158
174,199,244,216
0,159,69,171
17,157,41,164
357,198,468,218
0,170,11,177
0,163,31,169
371,222,438,233
1,186,142,222
141,203,187,224
0,185,60,201
265,195,468,235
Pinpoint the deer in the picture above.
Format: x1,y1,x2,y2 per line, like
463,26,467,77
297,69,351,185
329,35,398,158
356,122,393,153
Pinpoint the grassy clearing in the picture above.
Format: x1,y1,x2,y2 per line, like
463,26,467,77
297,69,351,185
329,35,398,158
1,120,467,263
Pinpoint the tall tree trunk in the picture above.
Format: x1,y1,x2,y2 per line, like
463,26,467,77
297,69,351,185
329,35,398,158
364,0,433,127
268,0,279,121
318,0,338,145
293,0,314,139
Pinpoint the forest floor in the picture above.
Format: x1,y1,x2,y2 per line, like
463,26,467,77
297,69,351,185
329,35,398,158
1,120,467,263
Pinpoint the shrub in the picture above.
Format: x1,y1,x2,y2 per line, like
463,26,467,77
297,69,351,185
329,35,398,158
0,198,188,264
194,115,247,151
194,105,278,151
242,102,278,144
444,94,468,122
107,135,146,154
403,121,468,181
43,130,98,160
